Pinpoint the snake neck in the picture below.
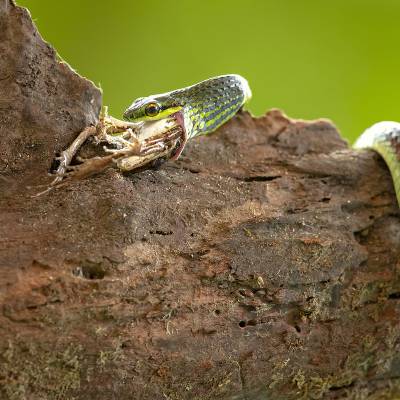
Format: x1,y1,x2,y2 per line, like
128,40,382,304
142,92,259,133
170,75,250,139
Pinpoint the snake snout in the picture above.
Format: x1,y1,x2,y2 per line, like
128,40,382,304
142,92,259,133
123,109,133,121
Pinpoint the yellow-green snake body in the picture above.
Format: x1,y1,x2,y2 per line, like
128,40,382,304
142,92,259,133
354,121,400,207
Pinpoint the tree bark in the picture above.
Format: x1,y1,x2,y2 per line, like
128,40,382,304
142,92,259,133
1,1,400,399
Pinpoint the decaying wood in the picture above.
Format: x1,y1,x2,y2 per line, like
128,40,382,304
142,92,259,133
1,1,400,399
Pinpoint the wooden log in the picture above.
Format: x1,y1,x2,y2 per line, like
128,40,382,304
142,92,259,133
1,1,400,399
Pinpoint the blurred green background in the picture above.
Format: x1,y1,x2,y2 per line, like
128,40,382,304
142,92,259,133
17,0,400,142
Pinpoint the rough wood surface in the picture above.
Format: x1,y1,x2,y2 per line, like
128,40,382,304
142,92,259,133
1,1,400,399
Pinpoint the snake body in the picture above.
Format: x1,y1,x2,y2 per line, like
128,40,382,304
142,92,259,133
123,74,400,207
354,122,400,207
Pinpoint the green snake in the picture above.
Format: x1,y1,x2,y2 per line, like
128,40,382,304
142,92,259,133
123,74,400,207
123,74,251,159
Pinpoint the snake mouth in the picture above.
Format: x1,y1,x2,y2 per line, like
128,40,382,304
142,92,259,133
171,111,185,133
169,111,188,160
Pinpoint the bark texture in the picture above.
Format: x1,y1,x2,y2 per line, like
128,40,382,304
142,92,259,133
1,1,400,399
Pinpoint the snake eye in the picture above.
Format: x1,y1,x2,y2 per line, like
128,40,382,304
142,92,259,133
145,102,160,117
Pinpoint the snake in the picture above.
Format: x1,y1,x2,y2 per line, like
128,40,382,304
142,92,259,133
123,74,400,207
123,74,251,159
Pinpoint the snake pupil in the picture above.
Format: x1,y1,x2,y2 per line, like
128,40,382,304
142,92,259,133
145,103,160,117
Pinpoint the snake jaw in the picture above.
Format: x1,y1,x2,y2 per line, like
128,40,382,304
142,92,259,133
169,110,188,160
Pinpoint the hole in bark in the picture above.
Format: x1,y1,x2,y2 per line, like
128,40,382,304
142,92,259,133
242,175,281,182
214,309,221,316
320,197,330,203
238,320,246,328
189,168,200,174
295,325,301,333
149,230,173,236
49,153,60,172
286,207,308,214
72,264,106,280
329,380,355,391
389,292,400,300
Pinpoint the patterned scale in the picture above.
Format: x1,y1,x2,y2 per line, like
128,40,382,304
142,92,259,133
169,75,251,139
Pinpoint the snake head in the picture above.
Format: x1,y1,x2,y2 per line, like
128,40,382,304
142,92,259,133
123,95,182,123
123,94,188,161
